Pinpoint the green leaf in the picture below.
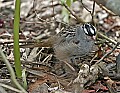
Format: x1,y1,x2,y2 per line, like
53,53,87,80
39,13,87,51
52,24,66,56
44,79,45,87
62,7,69,23
22,69,27,89
13,0,22,78
61,0,65,4
66,0,71,7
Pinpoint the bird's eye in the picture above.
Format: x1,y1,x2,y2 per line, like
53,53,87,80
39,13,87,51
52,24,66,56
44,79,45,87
82,23,96,36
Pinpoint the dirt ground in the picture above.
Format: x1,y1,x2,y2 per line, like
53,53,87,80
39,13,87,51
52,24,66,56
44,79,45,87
0,0,120,93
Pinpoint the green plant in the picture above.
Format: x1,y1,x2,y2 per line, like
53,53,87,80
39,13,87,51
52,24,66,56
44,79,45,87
13,0,22,78
61,0,76,23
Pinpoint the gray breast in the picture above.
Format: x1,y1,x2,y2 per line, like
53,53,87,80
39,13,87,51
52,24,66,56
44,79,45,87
53,25,97,61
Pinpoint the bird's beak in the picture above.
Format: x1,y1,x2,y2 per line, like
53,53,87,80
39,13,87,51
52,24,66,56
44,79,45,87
92,35,96,40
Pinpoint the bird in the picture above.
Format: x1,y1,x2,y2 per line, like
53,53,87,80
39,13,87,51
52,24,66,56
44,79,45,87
53,23,98,63
31,23,98,65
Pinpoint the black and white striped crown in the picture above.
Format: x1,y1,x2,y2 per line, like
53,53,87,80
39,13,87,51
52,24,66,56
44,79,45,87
82,23,96,36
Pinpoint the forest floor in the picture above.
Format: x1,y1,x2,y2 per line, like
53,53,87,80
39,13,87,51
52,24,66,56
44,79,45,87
0,0,120,93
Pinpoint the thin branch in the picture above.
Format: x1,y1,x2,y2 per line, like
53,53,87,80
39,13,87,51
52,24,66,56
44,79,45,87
81,0,91,13
52,0,56,21
91,1,96,23
97,32,117,45
96,42,119,64
81,0,96,24
62,3,84,23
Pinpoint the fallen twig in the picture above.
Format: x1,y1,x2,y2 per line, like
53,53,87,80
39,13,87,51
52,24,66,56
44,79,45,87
96,42,119,64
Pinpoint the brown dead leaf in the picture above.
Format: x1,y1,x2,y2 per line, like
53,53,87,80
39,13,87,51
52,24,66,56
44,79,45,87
91,81,108,91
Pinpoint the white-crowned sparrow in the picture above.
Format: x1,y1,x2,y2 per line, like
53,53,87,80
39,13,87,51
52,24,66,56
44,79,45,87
31,23,98,64
53,23,98,62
